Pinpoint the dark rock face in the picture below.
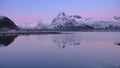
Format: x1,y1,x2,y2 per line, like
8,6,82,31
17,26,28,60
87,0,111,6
57,12,66,17
114,42,120,46
0,16,20,31
73,15,82,19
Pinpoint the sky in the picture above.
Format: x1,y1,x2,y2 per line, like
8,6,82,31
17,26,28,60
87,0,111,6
0,0,120,23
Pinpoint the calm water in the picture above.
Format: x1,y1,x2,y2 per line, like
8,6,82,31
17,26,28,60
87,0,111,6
0,32,120,68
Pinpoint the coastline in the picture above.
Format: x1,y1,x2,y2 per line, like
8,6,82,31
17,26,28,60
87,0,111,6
0,30,61,35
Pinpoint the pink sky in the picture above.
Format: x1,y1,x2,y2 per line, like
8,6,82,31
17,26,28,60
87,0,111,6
9,12,119,23
0,0,120,23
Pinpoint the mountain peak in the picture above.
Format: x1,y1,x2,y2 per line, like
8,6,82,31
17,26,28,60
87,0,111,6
57,12,66,17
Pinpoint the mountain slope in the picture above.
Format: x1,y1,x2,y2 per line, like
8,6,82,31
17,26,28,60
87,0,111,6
0,16,20,31
16,12,120,31
49,12,94,31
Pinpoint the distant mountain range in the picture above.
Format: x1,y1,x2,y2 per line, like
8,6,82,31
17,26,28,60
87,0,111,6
18,12,120,31
1,12,120,31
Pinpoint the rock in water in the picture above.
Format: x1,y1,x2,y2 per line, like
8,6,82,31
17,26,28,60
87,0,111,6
0,16,20,31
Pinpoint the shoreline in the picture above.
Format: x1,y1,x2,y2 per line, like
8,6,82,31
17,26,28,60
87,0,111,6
0,30,120,36
0,30,61,35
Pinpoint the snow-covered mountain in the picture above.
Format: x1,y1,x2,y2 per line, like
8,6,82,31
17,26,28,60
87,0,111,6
49,12,120,31
87,16,120,29
17,12,120,31
49,12,94,30
17,23,36,29
18,21,49,30
49,12,77,30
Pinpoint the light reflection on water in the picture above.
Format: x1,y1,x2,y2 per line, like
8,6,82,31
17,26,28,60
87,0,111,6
0,32,120,68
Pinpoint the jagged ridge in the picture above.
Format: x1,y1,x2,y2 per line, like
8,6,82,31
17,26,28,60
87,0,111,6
15,12,120,31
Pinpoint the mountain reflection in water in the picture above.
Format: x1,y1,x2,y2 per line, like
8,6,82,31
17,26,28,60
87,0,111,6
52,34,80,49
0,32,120,68
1,33,120,48
0,35,18,47
0,34,81,49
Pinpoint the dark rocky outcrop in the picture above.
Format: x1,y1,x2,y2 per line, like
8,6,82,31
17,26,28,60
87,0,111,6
0,16,20,31
114,42,120,46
